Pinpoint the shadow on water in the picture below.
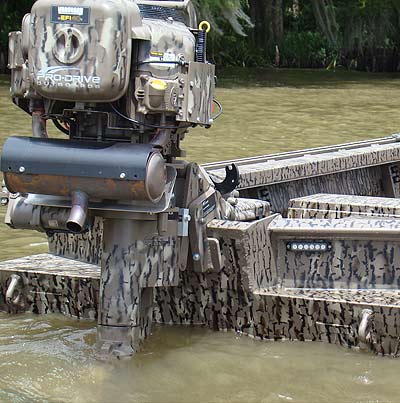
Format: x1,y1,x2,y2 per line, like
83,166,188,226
217,67,400,89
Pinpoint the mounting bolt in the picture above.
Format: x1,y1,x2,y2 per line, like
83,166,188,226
119,173,126,179
1,197,8,206
19,166,25,173
193,253,201,261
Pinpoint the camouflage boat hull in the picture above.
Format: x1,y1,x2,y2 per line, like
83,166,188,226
3,136,400,356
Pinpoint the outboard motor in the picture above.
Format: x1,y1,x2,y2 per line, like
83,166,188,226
2,0,219,358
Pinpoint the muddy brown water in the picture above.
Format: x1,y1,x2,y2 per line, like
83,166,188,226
1,69,400,402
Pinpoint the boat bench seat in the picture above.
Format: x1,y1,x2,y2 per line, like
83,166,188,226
288,193,400,219
224,197,271,222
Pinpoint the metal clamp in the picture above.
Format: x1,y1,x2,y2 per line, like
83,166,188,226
0,196,8,206
1,181,9,206
6,274,22,306
359,309,374,345
178,208,191,237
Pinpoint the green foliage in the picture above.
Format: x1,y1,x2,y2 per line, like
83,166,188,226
281,31,330,68
0,1,34,48
1,0,400,72
208,26,267,67
193,0,252,36
331,0,400,70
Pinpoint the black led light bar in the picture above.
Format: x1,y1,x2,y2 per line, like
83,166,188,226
286,241,332,252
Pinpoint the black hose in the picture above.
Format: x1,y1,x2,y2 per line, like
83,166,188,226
52,118,70,135
109,103,192,130
212,99,223,120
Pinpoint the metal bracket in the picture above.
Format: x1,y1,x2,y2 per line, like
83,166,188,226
178,208,191,237
211,164,239,194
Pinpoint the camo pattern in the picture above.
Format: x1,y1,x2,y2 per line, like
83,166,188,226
28,0,139,101
9,0,400,361
154,262,400,357
246,291,400,357
281,239,400,289
256,287,400,306
0,254,99,319
8,31,30,97
48,217,103,265
206,137,400,190
155,258,400,357
135,18,204,120
178,61,215,125
223,198,271,221
250,165,386,215
288,193,400,219
0,253,99,278
388,162,400,197
2,251,400,356
269,215,400,232
207,215,278,290
270,217,400,288
139,18,195,61
7,137,400,357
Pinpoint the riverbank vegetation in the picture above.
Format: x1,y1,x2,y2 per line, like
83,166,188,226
1,0,400,72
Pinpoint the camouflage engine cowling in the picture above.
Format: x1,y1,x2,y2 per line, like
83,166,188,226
4,0,216,218
2,0,221,358
9,0,214,128
28,0,138,102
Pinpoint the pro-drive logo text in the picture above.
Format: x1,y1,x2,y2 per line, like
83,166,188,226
36,66,101,89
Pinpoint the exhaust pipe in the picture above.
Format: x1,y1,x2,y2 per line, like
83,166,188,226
5,194,93,233
67,191,89,233
32,110,48,138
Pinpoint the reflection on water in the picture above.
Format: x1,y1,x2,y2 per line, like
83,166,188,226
1,69,400,402
1,314,400,403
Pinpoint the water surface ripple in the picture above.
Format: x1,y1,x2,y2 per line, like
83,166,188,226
1,69,400,402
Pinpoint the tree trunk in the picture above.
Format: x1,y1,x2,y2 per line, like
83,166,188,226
0,51,6,74
311,0,338,47
249,0,283,59
269,0,284,47
0,0,9,74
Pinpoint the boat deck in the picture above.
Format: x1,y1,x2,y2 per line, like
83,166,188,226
256,287,400,308
0,253,100,279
